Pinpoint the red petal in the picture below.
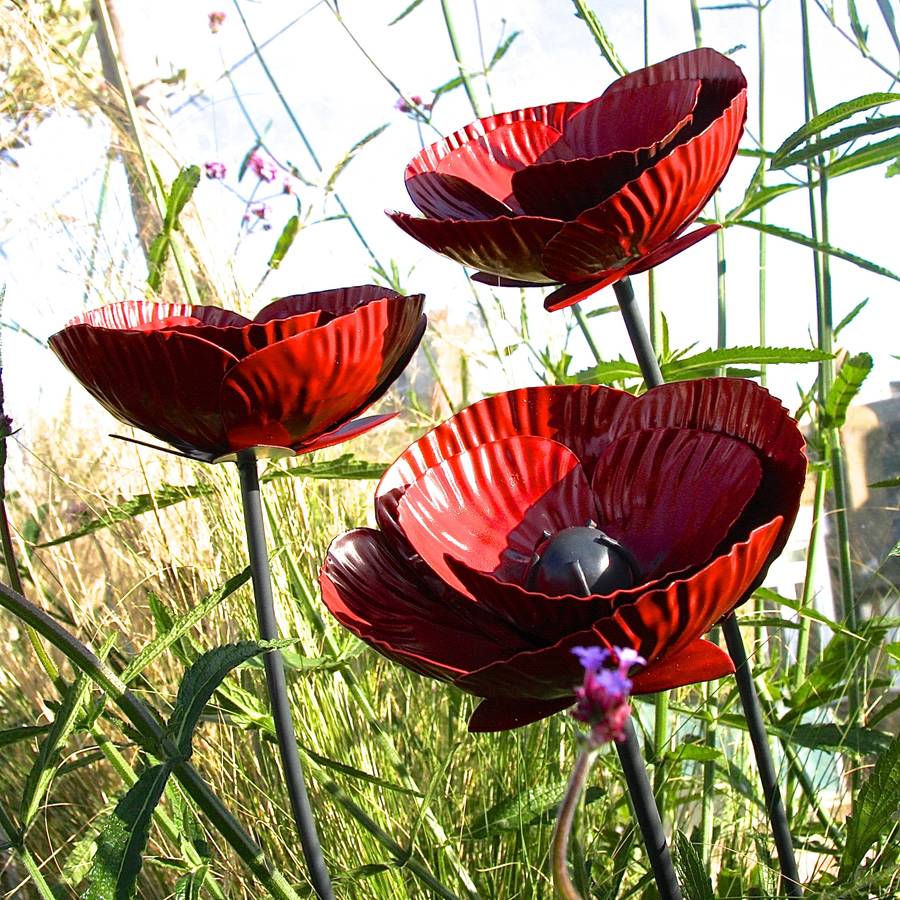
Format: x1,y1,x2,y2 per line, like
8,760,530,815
376,385,633,537
219,296,424,452
609,379,807,567
296,412,398,454
50,326,235,453
388,211,562,283
603,48,745,100
255,285,402,322
319,528,535,680
468,696,574,732
397,436,593,593
591,428,761,580
406,172,513,221
549,79,701,161
470,272,554,288
630,638,734,694
572,89,746,257
66,300,249,329
543,271,635,312
513,80,701,218
626,223,720,275
541,221,634,282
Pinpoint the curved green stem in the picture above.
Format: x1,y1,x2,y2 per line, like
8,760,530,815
551,745,598,899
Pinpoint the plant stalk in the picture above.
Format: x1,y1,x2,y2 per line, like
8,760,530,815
551,744,598,899
236,450,334,900
613,276,802,895
440,0,481,116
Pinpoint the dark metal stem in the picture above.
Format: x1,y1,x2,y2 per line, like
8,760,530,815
611,276,802,896
616,720,682,900
723,616,802,897
236,451,334,900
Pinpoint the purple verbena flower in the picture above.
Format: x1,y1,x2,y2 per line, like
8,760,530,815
204,160,226,180
250,203,270,221
570,645,646,744
248,151,278,183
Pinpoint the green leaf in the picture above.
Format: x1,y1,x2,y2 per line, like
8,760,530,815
869,475,900,488
670,742,723,763
662,345,832,379
387,0,426,26
585,304,618,319
165,166,201,231
726,181,804,222
835,298,869,335
772,92,900,163
174,866,208,900
38,482,215,547
734,220,900,281
572,1,628,76
876,0,900,58
146,233,170,293
464,778,602,839
674,831,715,900
574,358,642,385
325,124,389,193
773,114,900,169
489,31,521,69
754,588,845,633
777,721,893,756
823,352,873,427
840,732,900,878
167,641,281,756
261,453,389,482
0,723,51,748
121,569,252,683
848,0,870,53
84,764,171,900
431,74,464,99
267,215,300,270
826,134,900,177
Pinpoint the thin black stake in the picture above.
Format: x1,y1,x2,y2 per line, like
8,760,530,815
612,277,802,897
617,720,682,900
236,450,334,900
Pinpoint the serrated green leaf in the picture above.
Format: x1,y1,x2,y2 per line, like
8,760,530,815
263,453,389,482
0,723,51,748
826,134,900,177
431,74,464,99
165,166,201,231
62,806,110,888
84,764,171,900
464,778,603,839
823,352,873,427
146,233,170,293
174,865,208,900
726,181,804,222
773,115,900,169
773,92,900,163
835,298,869,335
122,569,251,684
574,359,642,385
267,215,300,270
387,0,425,26
674,831,715,900
735,220,900,281
840,732,900,878
39,482,215,547
572,1,628,76
325,124,389,193
167,641,281,755
489,31,520,69
662,345,831,378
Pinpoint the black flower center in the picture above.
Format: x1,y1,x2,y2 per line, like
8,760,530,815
526,524,640,598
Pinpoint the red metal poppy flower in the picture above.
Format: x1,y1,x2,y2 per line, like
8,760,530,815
320,378,805,732
388,48,747,311
50,285,426,462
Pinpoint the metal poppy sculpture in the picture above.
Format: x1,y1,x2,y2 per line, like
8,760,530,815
389,48,746,311
49,285,426,461
50,284,427,900
320,378,805,733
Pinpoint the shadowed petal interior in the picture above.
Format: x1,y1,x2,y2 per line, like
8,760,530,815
67,300,250,330
468,696,575,732
254,284,402,321
397,435,594,594
630,638,734,694
591,427,762,580
406,172,514,221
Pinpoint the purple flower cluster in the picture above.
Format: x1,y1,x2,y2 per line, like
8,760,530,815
248,151,278,183
204,160,227,180
208,11,226,33
571,646,645,744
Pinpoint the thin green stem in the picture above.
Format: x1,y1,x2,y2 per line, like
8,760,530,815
757,0,768,387
652,689,669,811
573,306,603,366
0,579,301,900
700,680,716,866
0,803,57,900
440,0,481,116
551,745,598,900
794,471,826,687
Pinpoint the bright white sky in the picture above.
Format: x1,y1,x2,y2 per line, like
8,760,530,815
2,0,898,441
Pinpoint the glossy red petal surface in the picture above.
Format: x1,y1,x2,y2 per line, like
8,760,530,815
591,427,761,580
397,436,594,593
50,325,236,453
296,412,398,455
66,300,249,330
388,211,562,283
376,386,633,540
541,220,634,282
542,270,636,312
625,223,720,275
220,296,424,452
573,88,746,257
406,172,514,221
608,378,807,567
255,284,402,322
603,48,745,98
319,528,536,679
630,638,734,694
468,696,574,732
